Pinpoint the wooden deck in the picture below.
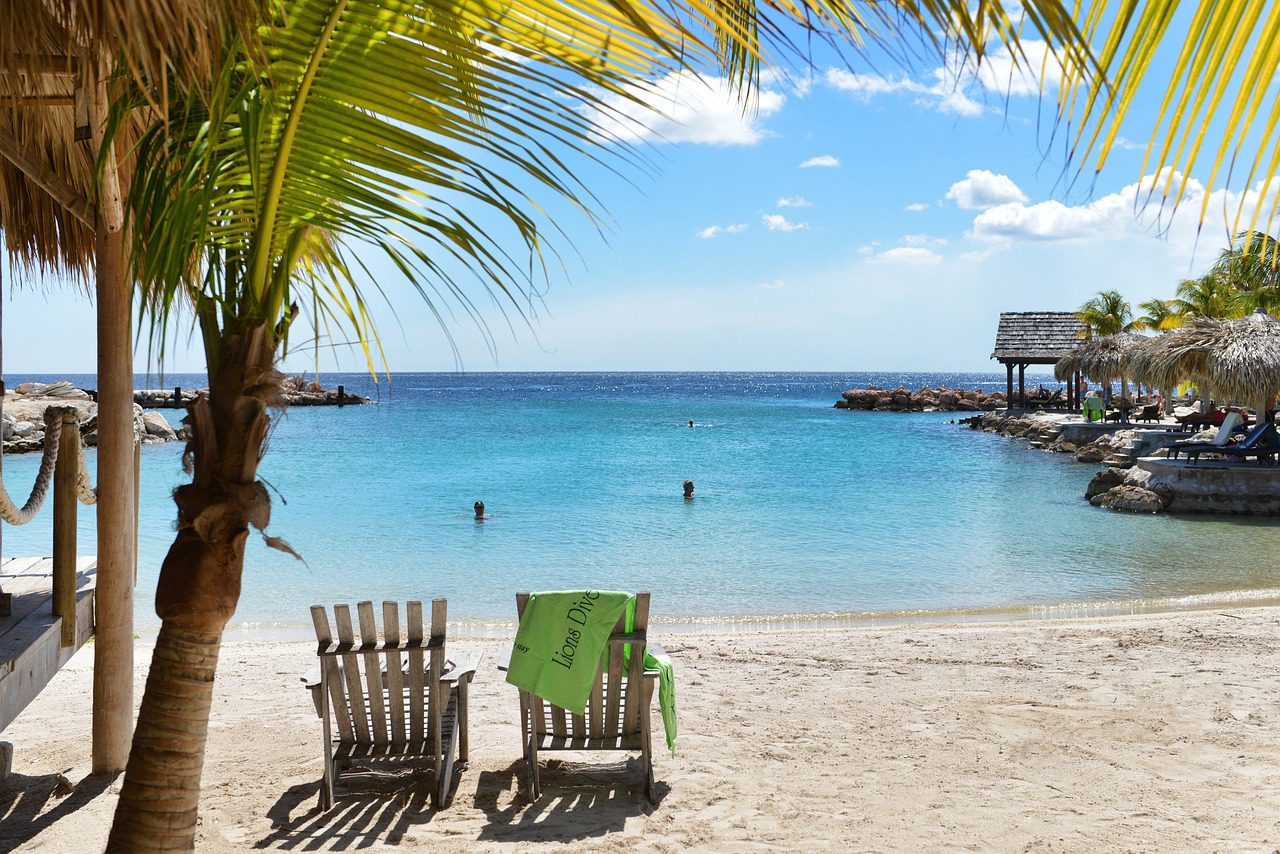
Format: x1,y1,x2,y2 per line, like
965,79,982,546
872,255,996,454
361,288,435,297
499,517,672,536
0,556,96,733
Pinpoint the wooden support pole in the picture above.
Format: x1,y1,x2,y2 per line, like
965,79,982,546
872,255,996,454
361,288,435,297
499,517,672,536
53,418,78,648
89,54,134,774
0,126,96,227
1018,364,1026,408
1005,363,1013,407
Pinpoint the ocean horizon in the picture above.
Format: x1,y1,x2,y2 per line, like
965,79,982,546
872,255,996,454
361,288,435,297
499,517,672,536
4,370,1280,635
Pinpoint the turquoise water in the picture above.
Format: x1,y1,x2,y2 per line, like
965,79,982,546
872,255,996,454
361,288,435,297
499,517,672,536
4,371,1280,630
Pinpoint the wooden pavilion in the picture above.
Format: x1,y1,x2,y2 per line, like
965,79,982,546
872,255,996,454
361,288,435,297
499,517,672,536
0,1,238,777
991,311,1088,409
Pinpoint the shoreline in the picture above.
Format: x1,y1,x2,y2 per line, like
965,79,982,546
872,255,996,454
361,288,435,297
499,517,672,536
204,583,1280,643
5,604,1277,851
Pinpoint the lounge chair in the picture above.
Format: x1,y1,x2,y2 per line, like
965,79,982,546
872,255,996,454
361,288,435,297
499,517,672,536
1134,402,1162,423
508,591,662,804
1169,414,1259,461
306,600,479,809
1215,423,1280,462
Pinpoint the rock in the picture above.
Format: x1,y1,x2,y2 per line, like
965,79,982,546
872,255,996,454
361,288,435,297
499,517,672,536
1085,467,1128,500
833,399,848,409
1093,484,1167,514
938,392,958,408
141,411,177,440
11,421,36,438
954,399,980,412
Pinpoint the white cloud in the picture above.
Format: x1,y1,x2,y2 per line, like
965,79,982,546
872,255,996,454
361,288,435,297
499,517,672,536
826,67,982,117
590,71,785,146
696,223,748,239
822,41,1063,117
799,155,839,169
776,196,812,208
904,202,930,212
946,169,1029,210
763,213,809,232
758,279,787,290
901,234,947,248
968,169,1280,257
760,68,814,97
874,246,943,264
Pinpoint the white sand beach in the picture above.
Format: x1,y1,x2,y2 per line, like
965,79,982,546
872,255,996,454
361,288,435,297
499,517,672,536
3,607,1279,852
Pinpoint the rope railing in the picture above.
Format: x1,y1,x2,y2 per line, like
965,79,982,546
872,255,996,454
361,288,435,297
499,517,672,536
0,405,98,525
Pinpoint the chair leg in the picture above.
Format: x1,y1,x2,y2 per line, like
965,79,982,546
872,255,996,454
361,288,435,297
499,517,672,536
321,756,335,811
458,677,471,764
640,679,656,805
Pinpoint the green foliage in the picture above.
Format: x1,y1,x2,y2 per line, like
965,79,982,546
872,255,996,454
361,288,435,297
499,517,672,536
1076,289,1137,337
1136,298,1180,331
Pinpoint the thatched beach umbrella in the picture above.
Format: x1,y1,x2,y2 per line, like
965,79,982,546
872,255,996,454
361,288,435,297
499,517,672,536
1128,309,1280,420
1054,332,1148,398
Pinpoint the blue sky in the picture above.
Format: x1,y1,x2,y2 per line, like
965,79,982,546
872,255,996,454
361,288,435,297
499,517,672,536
3,26,1271,376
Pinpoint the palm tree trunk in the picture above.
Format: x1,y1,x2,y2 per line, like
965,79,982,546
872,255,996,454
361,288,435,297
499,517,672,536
107,321,277,853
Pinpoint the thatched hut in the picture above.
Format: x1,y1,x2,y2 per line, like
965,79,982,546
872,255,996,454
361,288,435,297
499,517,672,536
1128,309,1280,420
1055,332,1148,400
0,0,250,773
992,312,1087,408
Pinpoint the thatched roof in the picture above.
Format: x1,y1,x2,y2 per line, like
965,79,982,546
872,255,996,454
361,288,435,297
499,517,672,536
1128,310,1280,407
1054,332,1148,382
992,312,1088,363
0,0,257,277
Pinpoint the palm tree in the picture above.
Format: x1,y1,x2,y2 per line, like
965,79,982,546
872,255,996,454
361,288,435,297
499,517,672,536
1136,298,1181,331
1211,231,1280,315
1173,272,1240,321
104,1,1113,849
1076,289,1137,337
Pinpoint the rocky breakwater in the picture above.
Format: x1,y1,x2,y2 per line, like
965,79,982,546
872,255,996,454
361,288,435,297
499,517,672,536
835,386,1006,412
3,380,183,453
967,411,1144,466
135,374,370,409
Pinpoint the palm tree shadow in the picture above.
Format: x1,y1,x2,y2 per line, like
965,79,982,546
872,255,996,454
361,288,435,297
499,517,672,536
0,771,115,849
253,763,465,850
473,758,668,844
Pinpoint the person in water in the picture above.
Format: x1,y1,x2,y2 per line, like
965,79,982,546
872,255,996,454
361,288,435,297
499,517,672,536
688,419,694,427
474,500,485,520
683,480,694,499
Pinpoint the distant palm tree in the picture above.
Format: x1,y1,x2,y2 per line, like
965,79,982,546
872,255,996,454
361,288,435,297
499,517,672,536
1173,272,1239,321
1076,289,1137,337
1212,231,1280,315
1136,298,1181,331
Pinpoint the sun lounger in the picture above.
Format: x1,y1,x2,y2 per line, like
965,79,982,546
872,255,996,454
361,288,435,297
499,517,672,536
505,591,665,804
1168,412,1244,459
306,600,479,809
1134,403,1161,423
1215,423,1280,462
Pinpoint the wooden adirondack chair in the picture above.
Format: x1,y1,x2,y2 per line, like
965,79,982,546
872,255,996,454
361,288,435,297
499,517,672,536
513,591,659,804
307,600,478,809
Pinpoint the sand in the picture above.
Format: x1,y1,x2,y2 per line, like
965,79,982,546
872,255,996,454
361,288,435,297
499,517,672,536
3,607,1280,852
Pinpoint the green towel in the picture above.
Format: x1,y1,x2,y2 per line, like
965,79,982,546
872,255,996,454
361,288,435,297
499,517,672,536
625,598,678,757
506,591,679,756
506,590,630,714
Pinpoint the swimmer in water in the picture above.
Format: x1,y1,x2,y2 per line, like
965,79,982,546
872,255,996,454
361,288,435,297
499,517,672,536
688,419,694,427
474,500,486,520
683,480,694,500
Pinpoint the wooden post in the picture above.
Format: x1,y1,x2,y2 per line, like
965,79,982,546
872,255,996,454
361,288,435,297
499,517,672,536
53,417,78,647
173,386,181,406
1005,363,1013,407
337,384,345,407
89,53,135,774
1018,364,1026,408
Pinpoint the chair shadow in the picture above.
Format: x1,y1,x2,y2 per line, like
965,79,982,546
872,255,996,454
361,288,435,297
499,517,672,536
253,763,465,851
473,758,669,844
0,770,115,849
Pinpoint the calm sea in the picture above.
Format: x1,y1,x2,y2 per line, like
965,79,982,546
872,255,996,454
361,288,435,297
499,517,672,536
4,371,1280,633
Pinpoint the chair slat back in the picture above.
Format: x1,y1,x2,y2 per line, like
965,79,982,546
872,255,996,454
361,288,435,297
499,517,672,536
516,592,650,739
311,600,446,748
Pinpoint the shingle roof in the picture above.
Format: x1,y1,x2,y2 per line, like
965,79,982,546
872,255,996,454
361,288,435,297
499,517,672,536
991,312,1087,362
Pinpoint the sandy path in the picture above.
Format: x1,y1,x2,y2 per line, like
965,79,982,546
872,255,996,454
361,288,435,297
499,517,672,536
3,607,1279,852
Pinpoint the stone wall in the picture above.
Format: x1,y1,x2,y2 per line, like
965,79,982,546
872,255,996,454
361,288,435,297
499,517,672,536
3,382,182,454
835,386,1006,412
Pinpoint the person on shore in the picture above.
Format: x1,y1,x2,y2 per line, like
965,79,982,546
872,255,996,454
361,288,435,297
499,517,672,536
683,480,694,500
474,500,486,520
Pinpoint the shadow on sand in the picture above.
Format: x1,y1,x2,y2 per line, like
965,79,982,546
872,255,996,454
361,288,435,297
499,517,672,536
473,758,669,844
0,770,115,850
253,758,667,849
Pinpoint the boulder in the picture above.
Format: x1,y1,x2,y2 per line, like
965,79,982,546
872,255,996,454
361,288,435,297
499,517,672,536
11,421,36,438
141,411,177,441
1085,467,1127,500
1091,485,1167,514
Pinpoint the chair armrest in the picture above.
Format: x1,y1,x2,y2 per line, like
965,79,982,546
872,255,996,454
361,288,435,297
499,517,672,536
495,649,511,672
443,651,482,683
